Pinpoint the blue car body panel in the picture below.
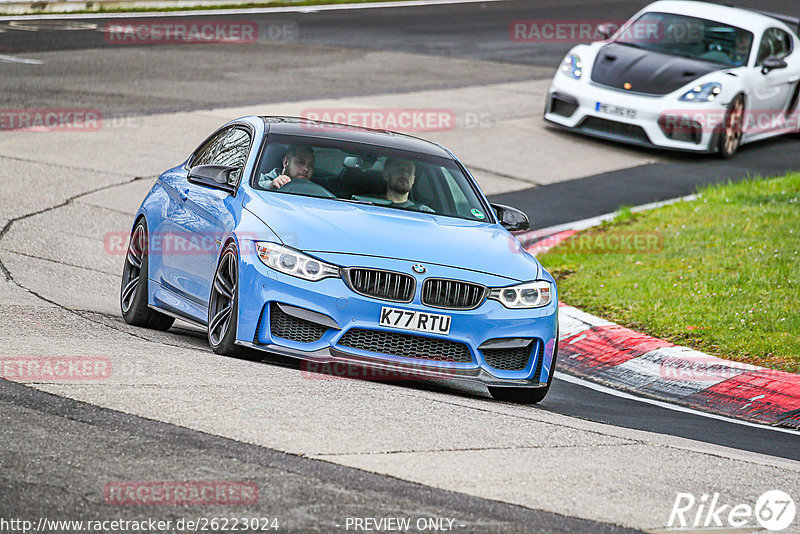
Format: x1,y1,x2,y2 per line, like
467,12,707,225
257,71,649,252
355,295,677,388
132,116,559,388
240,192,540,282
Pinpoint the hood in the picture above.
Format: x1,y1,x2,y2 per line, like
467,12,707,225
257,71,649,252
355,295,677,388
590,43,723,95
242,192,540,282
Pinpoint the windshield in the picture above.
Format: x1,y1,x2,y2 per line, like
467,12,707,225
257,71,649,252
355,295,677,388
251,134,492,222
615,12,754,67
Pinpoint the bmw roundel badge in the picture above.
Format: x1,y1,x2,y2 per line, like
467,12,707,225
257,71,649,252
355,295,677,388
412,264,426,274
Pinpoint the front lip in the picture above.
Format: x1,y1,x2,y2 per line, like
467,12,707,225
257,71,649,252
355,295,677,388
234,341,551,388
235,255,559,385
544,77,727,154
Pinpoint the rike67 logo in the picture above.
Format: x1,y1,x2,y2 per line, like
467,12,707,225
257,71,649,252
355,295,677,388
669,490,796,531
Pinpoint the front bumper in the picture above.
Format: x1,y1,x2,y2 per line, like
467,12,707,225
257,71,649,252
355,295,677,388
235,250,558,388
544,76,729,153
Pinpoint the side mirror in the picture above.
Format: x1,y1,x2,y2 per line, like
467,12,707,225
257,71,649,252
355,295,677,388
761,56,787,75
188,164,239,194
492,203,530,232
596,22,619,41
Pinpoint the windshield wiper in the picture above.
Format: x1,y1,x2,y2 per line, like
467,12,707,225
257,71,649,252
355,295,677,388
338,198,376,206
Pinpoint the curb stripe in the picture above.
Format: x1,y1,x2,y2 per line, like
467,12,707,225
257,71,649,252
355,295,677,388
560,325,670,375
556,371,800,435
684,373,800,422
558,305,800,428
524,230,577,256
525,193,800,430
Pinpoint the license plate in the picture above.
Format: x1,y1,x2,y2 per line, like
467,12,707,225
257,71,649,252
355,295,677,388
596,102,637,119
379,307,451,335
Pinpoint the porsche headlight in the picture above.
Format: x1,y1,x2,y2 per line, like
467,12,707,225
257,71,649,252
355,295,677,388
560,54,583,80
489,281,553,309
255,242,339,281
680,83,722,102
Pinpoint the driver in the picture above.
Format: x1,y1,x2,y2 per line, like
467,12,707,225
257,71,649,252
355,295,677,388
259,145,315,189
381,158,433,212
730,32,750,66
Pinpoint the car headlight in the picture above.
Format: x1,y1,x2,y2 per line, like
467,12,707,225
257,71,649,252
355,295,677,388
489,281,553,309
560,54,583,80
255,242,339,281
679,83,722,102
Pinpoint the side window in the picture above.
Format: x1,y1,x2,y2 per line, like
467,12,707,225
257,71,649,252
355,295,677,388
410,166,437,209
441,168,471,216
757,28,793,65
192,127,251,184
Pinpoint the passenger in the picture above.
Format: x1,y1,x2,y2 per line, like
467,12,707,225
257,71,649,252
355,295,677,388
381,158,434,212
259,146,315,189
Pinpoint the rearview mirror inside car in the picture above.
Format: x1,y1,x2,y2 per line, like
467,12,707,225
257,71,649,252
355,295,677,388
343,155,379,170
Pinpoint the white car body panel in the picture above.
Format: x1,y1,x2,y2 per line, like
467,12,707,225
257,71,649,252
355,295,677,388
544,0,800,154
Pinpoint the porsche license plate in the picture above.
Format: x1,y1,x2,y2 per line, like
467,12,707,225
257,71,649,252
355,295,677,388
596,102,637,119
379,307,451,335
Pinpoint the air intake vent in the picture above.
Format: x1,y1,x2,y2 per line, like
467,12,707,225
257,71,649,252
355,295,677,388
580,117,651,144
549,93,579,117
483,344,533,371
338,328,472,363
270,303,328,343
421,278,487,310
346,268,415,302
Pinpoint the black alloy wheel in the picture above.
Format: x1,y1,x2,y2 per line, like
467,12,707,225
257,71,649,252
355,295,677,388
120,219,174,330
208,242,244,357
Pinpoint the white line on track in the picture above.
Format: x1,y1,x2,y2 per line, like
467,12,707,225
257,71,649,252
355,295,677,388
535,194,698,236
0,0,503,21
0,53,42,64
539,195,800,436
555,371,800,436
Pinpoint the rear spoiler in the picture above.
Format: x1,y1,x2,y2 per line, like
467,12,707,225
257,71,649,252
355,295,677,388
736,6,800,37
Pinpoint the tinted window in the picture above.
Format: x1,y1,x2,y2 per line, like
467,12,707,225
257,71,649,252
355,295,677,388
757,28,793,65
252,135,491,222
615,12,754,67
192,127,251,184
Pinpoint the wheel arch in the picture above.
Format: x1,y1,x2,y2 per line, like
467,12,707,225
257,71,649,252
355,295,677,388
711,91,747,154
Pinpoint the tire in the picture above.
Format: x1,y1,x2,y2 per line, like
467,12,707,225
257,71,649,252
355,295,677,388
120,219,175,330
489,339,558,404
208,242,244,357
718,94,745,158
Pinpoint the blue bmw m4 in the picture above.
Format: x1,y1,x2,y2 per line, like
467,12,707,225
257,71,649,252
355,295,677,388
121,117,559,403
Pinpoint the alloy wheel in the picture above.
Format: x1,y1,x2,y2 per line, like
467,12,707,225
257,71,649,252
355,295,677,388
121,224,146,313
209,247,237,347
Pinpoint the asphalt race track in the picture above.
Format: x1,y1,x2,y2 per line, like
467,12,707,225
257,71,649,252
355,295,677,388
1,1,800,532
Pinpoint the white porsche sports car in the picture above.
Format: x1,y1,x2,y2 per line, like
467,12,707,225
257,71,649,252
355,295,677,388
544,1,800,157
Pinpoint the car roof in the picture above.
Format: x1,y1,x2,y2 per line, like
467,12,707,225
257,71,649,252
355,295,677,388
256,116,453,158
641,1,795,34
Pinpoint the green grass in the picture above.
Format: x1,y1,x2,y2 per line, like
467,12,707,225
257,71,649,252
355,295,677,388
540,173,800,374
0,0,400,15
